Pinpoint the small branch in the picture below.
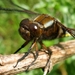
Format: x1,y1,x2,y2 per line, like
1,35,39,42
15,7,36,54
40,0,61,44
0,40,75,75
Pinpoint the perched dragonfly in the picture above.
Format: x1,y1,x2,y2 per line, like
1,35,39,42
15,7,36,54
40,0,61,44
0,0,75,75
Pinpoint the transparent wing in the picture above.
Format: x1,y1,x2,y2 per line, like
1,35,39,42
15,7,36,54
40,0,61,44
0,0,40,15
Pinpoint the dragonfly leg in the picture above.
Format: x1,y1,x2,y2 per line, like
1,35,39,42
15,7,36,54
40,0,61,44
14,39,38,68
14,40,30,54
39,41,52,74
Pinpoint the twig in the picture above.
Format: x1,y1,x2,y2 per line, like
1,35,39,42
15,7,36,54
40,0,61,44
0,40,75,75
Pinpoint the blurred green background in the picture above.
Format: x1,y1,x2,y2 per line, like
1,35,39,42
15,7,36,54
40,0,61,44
0,0,75,75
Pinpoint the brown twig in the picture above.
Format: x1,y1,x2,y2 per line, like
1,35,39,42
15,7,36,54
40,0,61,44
0,40,75,75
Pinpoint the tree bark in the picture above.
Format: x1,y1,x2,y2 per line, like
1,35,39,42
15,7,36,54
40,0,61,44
0,40,75,75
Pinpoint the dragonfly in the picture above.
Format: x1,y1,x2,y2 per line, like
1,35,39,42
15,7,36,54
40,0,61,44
0,0,75,75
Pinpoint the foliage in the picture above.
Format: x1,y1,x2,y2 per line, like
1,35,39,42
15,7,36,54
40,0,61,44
0,0,75,75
